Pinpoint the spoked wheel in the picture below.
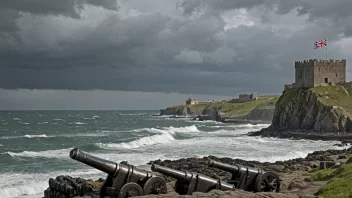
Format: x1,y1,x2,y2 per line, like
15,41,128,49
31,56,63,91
254,172,280,192
118,182,144,198
143,176,167,195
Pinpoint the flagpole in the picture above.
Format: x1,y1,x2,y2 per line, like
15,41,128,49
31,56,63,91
326,38,328,60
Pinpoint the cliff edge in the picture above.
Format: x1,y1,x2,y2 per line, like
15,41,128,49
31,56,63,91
268,85,352,132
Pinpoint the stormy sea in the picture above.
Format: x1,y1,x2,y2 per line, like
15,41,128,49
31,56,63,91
0,110,347,198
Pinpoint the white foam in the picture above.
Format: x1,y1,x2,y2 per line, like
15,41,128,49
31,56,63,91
0,132,107,140
0,144,3,147
72,122,86,125
24,134,48,138
131,125,199,134
13,118,21,120
0,169,104,198
20,122,30,125
97,133,175,149
5,148,71,159
53,118,63,121
37,122,49,125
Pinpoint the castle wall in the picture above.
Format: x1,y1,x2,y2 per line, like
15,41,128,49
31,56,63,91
294,60,315,88
294,59,346,88
313,60,346,87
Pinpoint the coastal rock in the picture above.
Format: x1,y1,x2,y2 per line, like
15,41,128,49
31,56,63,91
236,109,275,121
269,88,352,132
160,107,191,116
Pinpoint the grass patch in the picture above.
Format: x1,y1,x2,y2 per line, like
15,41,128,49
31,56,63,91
311,168,336,181
314,164,352,198
256,97,279,109
311,85,352,114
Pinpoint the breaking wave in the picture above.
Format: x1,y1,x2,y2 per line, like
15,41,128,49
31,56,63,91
24,134,48,138
95,125,200,150
131,125,199,134
96,133,175,149
3,148,72,159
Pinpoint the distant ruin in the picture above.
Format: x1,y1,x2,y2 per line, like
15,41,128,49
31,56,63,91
285,59,346,89
238,93,259,102
185,98,198,105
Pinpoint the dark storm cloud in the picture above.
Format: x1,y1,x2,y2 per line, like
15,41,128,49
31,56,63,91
0,0,351,95
0,0,118,18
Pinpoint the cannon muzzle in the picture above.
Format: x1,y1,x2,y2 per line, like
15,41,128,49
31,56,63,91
151,164,193,182
70,148,119,176
208,160,239,174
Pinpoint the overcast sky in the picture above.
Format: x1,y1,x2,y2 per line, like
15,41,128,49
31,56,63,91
1,0,352,110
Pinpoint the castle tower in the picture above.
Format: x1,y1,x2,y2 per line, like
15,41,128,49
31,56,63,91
294,59,346,88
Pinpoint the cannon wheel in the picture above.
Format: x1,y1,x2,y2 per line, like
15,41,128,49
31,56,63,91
118,182,144,198
143,176,167,195
254,172,280,192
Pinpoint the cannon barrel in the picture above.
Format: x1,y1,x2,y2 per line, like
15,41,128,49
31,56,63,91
69,148,119,176
151,164,193,182
208,160,239,174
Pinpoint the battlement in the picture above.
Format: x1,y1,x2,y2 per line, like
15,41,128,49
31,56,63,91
295,59,346,64
295,59,346,68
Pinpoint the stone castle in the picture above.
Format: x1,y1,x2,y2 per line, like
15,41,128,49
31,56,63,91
286,59,346,89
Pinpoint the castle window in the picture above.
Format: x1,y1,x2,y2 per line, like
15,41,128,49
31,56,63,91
325,77,328,83
336,73,338,77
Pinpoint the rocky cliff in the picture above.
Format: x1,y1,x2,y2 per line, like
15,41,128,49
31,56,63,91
159,97,278,121
268,85,352,132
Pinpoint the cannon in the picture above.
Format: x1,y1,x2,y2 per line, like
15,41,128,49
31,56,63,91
151,164,234,195
208,160,280,192
69,148,167,198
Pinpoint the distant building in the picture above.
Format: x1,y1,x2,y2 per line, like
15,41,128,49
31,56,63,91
286,59,346,89
185,98,198,105
238,94,259,102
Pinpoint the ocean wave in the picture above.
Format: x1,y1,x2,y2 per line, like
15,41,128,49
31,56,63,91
0,132,107,140
208,123,270,128
0,144,3,147
37,122,49,125
95,125,199,150
96,133,175,149
0,134,48,139
3,148,71,159
24,134,48,138
0,169,103,198
71,122,86,125
131,125,199,134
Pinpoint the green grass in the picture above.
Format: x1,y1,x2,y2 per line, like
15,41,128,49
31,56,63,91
276,88,308,110
311,168,336,181
167,97,279,117
255,97,279,109
311,85,352,115
313,164,352,198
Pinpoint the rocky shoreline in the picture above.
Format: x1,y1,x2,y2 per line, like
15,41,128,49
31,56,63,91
248,128,352,143
141,146,352,198
48,145,352,198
